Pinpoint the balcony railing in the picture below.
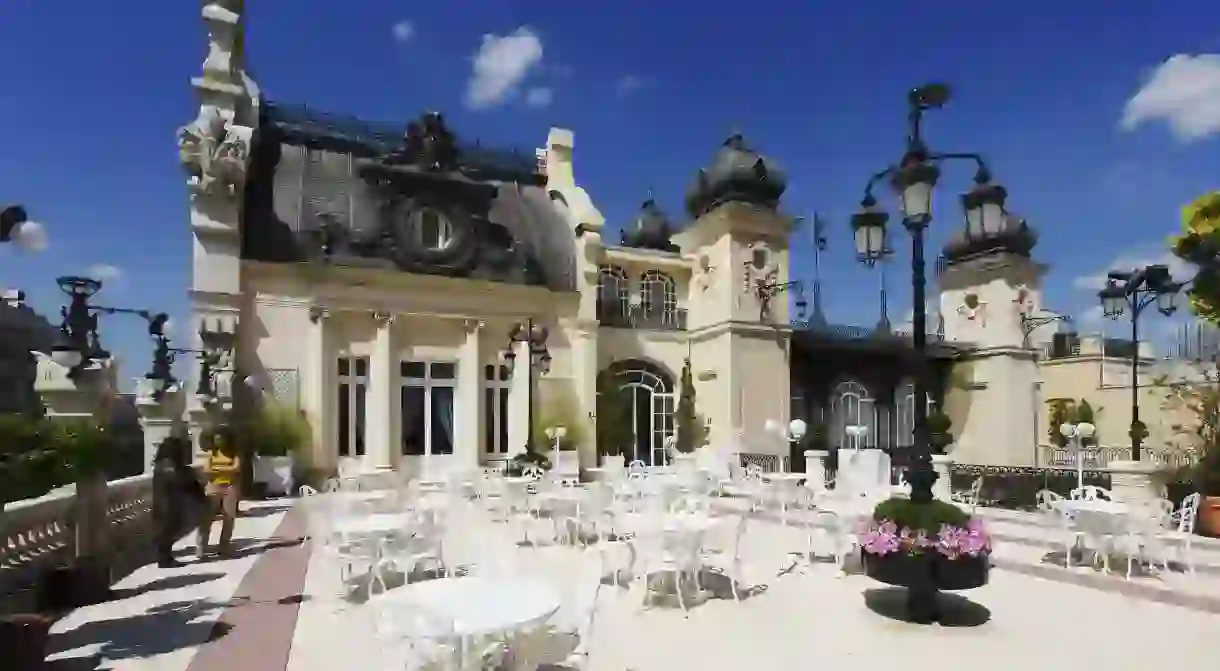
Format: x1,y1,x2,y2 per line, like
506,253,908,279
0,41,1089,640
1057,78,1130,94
597,301,687,331
1,474,155,613
1037,443,1199,469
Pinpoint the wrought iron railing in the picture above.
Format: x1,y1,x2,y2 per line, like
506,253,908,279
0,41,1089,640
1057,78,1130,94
737,453,788,473
1037,443,1199,469
949,464,1112,510
597,302,687,331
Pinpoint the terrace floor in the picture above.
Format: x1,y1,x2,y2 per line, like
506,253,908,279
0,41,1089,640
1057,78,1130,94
45,499,1220,671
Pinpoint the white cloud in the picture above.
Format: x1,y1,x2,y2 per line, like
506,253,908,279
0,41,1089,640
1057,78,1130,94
391,20,415,44
87,263,122,282
1071,247,1192,292
524,87,553,109
615,75,652,96
1121,53,1220,141
465,27,544,111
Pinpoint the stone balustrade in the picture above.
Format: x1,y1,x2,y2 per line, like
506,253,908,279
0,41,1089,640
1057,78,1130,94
0,474,154,613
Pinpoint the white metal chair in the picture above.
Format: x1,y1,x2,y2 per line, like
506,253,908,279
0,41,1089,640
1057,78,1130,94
1035,489,1081,567
951,477,983,513
1143,493,1201,578
1069,485,1111,501
701,508,753,601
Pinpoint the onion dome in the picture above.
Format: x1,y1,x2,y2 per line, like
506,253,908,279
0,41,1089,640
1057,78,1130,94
942,213,1038,264
621,195,678,253
685,133,787,218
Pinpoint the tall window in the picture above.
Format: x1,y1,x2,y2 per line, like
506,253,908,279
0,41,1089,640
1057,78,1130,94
400,361,456,457
337,355,368,457
640,270,677,324
597,265,630,316
831,380,874,450
483,364,511,455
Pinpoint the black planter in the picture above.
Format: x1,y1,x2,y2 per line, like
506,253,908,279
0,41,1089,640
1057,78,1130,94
36,556,113,612
863,551,989,623
0,614,52,671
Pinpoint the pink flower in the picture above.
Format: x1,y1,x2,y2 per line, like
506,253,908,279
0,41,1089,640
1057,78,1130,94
858,520,900,555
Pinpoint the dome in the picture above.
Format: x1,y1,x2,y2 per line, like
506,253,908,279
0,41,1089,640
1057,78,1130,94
621,195,678,253
685,133,787,218
941,213,1038,264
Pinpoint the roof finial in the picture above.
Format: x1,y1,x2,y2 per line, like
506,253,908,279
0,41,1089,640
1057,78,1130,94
645,187,654,203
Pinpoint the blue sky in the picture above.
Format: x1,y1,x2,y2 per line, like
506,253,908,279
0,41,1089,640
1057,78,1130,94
2,1,1219,387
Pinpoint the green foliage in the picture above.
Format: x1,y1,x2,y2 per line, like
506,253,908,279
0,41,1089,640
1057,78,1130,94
926,411,953,454
1046,398,1103,447
595,373,634,458
872,497,971,532
533,381,589,452
53,418,115,481
0,414,60,503
1170,191,1220,323
1076,400,1097,446
1194,445,1220,496
674,359,708,454
241,403,311,457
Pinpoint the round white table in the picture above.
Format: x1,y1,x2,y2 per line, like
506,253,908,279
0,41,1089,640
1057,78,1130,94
382,576,561,638
335,513,414,536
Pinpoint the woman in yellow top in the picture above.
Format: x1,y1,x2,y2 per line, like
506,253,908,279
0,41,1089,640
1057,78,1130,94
197,425,241,559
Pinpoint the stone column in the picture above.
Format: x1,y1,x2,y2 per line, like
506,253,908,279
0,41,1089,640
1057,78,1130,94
506,339,530,458
931,454,954,502
570,325,599,468
1106,459,1161,504
804,450,829,491
364,312,396,472
134,383,187,473
455,320,485,473
301,307,334,471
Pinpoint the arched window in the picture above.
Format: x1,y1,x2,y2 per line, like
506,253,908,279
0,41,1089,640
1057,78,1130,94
831,380,875,450
597,266,630,318
599,360,676,466
640,270,677,325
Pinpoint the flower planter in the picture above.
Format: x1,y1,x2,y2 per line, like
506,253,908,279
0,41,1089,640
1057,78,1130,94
0,614,52,671
863,551,989,623
1199,496,1220,537
254,455,295,497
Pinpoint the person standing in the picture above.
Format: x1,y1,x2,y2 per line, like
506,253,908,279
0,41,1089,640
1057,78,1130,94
151,436,198,568
197,425,241,559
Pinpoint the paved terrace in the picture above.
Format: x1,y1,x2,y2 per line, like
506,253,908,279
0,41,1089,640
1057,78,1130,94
45,499,1220,671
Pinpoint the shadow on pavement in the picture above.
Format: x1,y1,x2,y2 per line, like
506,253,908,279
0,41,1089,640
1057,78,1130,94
112,573,226,600
239,503,294,519
47,599,234,666
863,587,991,627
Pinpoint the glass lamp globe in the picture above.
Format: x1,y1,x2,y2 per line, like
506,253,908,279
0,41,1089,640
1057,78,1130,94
850,206,889,264
1156,289,1178,315
1076,422,1096,440
788,419,808,440
13,220,47,253
1059,422,1076,438
555,426,567,440
545,427,556,440
1100,285,1125,318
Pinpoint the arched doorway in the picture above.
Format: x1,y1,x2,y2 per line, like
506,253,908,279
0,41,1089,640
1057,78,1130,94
598,360,675,466
831,380,875,450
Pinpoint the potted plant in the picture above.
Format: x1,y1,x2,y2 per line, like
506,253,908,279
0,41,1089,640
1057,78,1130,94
246,403,309,497
858,497,992,623
1193,444,1220,536
672,359,708,466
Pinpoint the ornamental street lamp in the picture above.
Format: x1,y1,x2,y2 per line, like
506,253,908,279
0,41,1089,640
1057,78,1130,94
0,205,47,253
1058,421,1096,490
849,83,1013,505
50,275,163,380
504,319,551,455
143,313,233,402
1097,263,1182,461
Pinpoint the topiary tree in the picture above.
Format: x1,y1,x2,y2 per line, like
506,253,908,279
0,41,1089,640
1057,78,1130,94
1075,399,1097,446
674,359,708,454
1047,398,1076,447
926,410,953,455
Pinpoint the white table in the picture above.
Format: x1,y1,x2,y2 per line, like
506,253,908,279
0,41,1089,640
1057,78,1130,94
382,576,561,639
335,513,415,536
762,472,807,484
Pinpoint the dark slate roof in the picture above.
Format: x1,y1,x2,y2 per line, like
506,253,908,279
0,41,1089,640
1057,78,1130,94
260,102,543,185
0,300,58,354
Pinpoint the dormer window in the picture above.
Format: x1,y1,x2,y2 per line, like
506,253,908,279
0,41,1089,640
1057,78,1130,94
413,208,454,251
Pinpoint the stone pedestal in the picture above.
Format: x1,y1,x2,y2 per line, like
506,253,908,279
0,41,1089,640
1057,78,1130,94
1106,460,1162,504
931,454,954,502
134,383,186,472
804,450,829,491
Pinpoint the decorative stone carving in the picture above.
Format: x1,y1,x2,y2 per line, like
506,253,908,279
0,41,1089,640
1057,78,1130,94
1013,285,1035,317
957,292,988,325
177,109,251,199
200,2,244,85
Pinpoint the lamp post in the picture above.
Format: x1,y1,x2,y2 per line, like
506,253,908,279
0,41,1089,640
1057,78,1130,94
143,313,232,403
1098,264,1181,461
544,425,568,475
0,205,47,253
849,83,1013,505
50,276,166,380
1058,421,1096,490
504,319,551,455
